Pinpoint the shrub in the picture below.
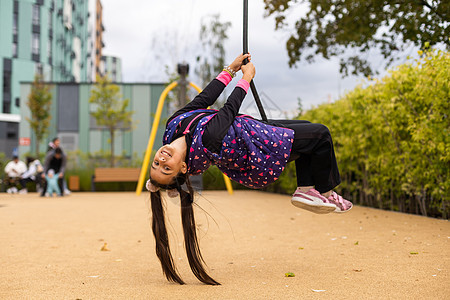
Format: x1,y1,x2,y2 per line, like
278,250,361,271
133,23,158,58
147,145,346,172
287,49,449,218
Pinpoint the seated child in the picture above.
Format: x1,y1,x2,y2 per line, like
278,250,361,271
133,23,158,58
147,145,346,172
45,169,61,197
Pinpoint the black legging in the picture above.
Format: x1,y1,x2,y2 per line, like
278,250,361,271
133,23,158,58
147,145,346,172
266,119,341,193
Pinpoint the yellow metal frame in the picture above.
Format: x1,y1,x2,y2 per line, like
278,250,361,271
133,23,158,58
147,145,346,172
136,81,234,195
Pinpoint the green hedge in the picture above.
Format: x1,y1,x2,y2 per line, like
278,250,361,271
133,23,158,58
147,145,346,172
267,49,449,218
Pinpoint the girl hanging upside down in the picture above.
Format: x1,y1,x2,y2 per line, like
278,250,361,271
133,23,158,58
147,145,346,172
147,53,353,285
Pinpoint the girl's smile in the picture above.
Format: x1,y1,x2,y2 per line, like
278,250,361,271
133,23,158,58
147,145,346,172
150,140,187,185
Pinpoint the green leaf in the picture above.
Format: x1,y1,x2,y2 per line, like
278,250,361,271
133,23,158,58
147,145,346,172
263,0,449,76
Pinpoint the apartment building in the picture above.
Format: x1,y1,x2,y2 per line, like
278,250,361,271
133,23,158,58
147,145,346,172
0,0,108,155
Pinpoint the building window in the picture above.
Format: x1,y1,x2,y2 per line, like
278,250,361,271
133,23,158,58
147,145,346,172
12,43,18,58
32,4,40,26
36,63,43,75
32,32,40,62
13,12,18,35
3,70,11,94
32,33,40,55
49,10,53,29
3,67,12,113
3,101,11,114
58,85,80,132
13,9,18,58
48,39,52,61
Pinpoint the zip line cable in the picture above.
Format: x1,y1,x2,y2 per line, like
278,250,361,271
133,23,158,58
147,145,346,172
243,0,268,122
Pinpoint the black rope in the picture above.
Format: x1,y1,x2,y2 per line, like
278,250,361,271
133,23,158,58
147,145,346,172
243,0,268,122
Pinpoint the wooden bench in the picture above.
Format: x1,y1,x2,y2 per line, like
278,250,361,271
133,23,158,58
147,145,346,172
91,168,141,191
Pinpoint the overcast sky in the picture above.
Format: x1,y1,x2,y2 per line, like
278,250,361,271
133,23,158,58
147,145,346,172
102,0,366,118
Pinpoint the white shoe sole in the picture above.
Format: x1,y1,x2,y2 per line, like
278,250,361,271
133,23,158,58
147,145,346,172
291,196,337,214
333,204,353,213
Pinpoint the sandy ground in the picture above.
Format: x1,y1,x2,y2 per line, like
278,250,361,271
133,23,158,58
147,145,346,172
0,191,449,299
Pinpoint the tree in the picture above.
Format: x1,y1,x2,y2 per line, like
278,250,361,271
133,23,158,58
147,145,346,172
26,74,53,157
162,14,232,112
263,0,449,76
89,75,133,167
195,14,232,88
297,49,449,218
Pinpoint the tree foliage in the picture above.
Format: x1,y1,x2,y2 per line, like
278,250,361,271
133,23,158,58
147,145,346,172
26,74,53,157
156,14,231,113
263,0,450,76
269,49,449,218
195,14,231,88
89,75,134,167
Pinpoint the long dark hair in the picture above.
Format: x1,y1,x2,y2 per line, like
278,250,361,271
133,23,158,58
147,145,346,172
150,173,220,285
26,156,35,166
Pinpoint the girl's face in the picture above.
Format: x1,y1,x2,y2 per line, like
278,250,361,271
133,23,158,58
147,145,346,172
150,145,187,185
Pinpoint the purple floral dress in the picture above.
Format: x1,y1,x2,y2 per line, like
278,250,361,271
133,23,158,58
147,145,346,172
163,109,295,189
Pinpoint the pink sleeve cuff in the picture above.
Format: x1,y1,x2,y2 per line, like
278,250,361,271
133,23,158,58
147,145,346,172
216,71,232,86
236,79,250,93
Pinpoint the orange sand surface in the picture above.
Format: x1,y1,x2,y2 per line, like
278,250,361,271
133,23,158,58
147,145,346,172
1,191,449,299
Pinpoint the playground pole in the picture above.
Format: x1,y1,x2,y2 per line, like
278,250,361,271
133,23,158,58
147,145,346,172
136,81,178,195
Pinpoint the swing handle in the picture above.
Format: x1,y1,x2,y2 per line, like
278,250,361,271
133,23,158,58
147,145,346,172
243,0,249,65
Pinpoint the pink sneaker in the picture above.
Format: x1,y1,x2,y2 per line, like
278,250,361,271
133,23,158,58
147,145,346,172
291,188,337,214
327,191,353,213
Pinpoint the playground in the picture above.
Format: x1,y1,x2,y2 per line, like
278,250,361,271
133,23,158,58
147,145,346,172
1,191,448,299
